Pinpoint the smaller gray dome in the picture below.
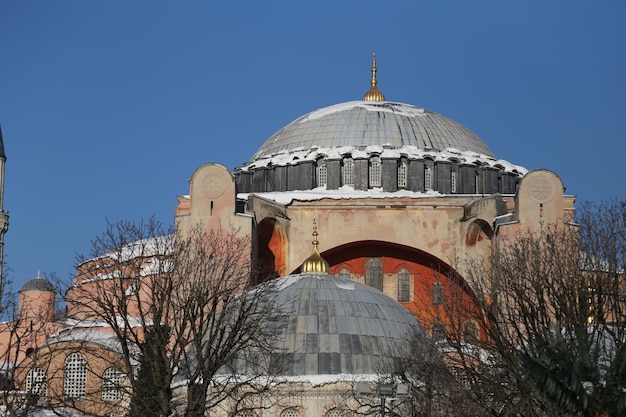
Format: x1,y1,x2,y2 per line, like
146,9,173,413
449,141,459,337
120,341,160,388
271,273,426,375
20,277,55,292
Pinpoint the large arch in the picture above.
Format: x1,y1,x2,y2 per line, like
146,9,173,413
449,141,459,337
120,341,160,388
254,218,287,284
303,240,487,342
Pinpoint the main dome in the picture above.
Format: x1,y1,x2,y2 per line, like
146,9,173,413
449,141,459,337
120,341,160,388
250,100,495,162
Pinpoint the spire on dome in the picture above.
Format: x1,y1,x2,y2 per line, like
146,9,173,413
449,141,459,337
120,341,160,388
0,125,5,159
301,219,329,274
362,52,385,102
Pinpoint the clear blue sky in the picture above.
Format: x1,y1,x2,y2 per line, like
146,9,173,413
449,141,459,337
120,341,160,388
1,1,624,289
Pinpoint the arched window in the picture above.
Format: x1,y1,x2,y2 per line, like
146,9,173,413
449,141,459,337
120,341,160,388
338,268,351,279
431,322,446,342
424,165,433,191
64,352,87,400
369,156,382,187
102,367,122,401
316,161,328,188
397,269,410,302
280,410,300,417
397,161,408,188
365,258,383,292
464,321,479,344
342,158,355,186
26,367,47,400
433,281,444,305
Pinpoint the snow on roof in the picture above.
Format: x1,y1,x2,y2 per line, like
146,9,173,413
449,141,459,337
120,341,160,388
239,186,448,206
239,144,527,175
300,101,427,122
107,234,174,262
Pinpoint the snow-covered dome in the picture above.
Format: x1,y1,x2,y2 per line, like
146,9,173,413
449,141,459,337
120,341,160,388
249,100,494,162
235,57,523,196
271,273,425,375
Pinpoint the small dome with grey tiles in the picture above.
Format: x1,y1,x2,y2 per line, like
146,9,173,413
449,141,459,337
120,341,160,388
19,276,55,292
271,273,425,376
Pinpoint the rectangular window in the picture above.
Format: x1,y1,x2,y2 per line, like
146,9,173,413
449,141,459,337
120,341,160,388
366,258,383,292
398,162,408,188
343,159,355,186
425,165,433,191
316,162,327,187
369,157,382,187
451,170,457,193
397,269,411,302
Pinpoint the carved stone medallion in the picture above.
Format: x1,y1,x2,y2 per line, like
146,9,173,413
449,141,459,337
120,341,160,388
201,173,227,199
527,174,556,204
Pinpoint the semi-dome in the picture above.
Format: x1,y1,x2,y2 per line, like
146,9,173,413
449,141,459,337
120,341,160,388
271,273,425,375
250,101,494,162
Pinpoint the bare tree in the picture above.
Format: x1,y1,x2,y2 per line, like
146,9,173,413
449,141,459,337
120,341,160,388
65,217,282,416
441,200,626,417
170,225,282,417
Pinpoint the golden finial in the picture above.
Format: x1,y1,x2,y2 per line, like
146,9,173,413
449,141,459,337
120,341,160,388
301,219,329,274
362,52,385,102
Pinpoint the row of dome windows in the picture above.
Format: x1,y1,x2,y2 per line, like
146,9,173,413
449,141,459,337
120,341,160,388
337,259,446,305
315,157,513,193
236,156,519,195
431,321,480,345
25,352,122,403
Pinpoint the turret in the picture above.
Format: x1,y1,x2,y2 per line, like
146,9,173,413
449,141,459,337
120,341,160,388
18,273,56,321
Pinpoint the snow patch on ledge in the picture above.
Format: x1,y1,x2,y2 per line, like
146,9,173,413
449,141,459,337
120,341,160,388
239,186,446,206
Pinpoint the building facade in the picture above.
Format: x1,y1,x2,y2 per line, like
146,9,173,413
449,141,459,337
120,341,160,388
5,57,576,416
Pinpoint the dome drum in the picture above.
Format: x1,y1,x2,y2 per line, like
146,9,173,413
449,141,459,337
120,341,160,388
235,154,521,195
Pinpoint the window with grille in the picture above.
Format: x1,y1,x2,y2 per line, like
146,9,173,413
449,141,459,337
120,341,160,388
280,409,300,417
451,170,457,193
237,412,254,417
102,367,122,401
338,268,351,279
398,161,408,188
433,281,444,305
369,157,382,187
397,269,411,302
450,366,471,389
26,367,47,400
343,158,355,186
316,161,328,187
64,352,87,400
425,165,433,190
365,258,383,292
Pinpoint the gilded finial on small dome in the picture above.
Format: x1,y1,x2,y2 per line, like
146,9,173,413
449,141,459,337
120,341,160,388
362,52,385,102
301,219,329,274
